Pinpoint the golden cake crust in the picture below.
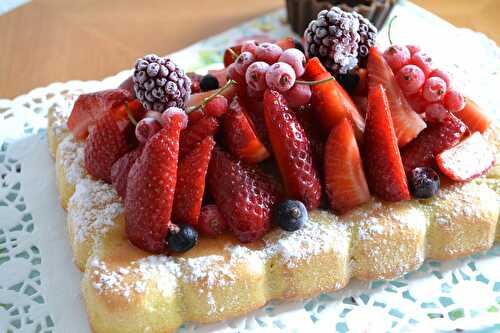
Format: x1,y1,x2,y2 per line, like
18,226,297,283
49,107,499,333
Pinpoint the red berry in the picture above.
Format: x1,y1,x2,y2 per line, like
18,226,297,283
383,45,411,72
172,136,215,226
265,62,296,92
283,84,311,108
406,45,421,56
255,42,283,64
179,116,219,157
443,89,465,113
111,146,143,198
406,93,429,114
245,61,270,91
125,118,183,253
395,65,425,95
425,103,449,123
278,48,306,77
198,205,228,237
234,51,256,76
160,107,188,130
135,117,161,143
263,90,322,209
241,40,258,55
84,113,129,183
207,149,280,242
422,77,447,102
429,69,451,87
410,52,434,76
204,95,229,118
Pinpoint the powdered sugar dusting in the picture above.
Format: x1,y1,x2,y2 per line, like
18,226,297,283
58,136,86,184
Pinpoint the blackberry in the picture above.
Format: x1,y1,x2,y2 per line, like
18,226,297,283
133,54,191,112
352,11,377,67
304,7,361,75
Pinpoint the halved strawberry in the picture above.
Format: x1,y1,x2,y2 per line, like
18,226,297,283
125,116,184,253
325,118,370,214
294,104,325,170
363,84,410,202
172,136,215,226
263,90,322,210
110,145,144,198
303,57,365,140
436,132,496,181
84,113,129,183
223,97,270,163
68,89,135,139
456,98,492,133
179,116,219,157
401,112,467,174
367,47,427,147
241,98,272,152
207,149,280,242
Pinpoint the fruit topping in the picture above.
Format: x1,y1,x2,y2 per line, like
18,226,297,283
443,89,466,113
367,47,426,147
436,132,496,182
263,90,322,209
255,42,283,64
383,45,411,72
172,136,215,226
424,103,449,123
408,167,440,199
223,97,270,163
395,65,425,95
246,61,270,92
283,83,312,108
198,205,228,238
118,76,135,96
166,223,198,253
241,40,258,54
110,146,143,198
455,98,492,133
135,117,162,144
422,76,447,102
324,118,370,214
179,116,219,157
273,200,308,232
265,62,296,92
125,115,184,253
429,69,451,87
199,73,220,92
278,48,306,77
84,113,129,183
410,51,434,76
160,107,189,130
207,149,280,243
133,54,191,112
234,51,256,76
352,11,377,66
363,84,410,202
401,112,467,174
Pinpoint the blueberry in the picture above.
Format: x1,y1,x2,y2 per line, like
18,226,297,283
200,74,219,92
336,72,360,94
166,223,198,252
409,167,440,199
273,200,308,232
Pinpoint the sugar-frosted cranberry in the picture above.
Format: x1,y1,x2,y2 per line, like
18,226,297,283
422,77,447,102
245,61,270,91
411,52,434,76
443,89,465,113
241,40,258,55
227,63,245,86
135,117,161,143
406,45,421,56
234,51,256,76
283,84,311,108
265,62,296,92
383,45,411,71
255,42,283,64
278,48,306,77
395,65,425,95
160,107,188,129
425,103,449,123
406,93,429,114
429,69,451,88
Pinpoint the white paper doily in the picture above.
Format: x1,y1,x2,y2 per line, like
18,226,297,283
1,2,499,333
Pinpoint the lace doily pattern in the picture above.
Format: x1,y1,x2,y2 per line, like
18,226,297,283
1,2,499,332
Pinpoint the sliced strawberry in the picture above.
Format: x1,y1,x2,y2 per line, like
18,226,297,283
354,68,368,96
456,98,492,133
367,47,427,147
363,84,410,202
68,89,133,139
303,57,365,140
110,146,143,198
436,132,496,181
84,113,129,183
241,98,272,152
125,116,183,253
179,116,219,157
118,75,135,96
223,97,270,163
294,104,325,170
325,118,370,214
172,136,215,226
207,149,280,242
401,113,467,174
263,90,322,210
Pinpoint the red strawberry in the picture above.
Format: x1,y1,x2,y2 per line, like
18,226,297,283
294,104,325,170
363,84,410,202
436,132,496,181
324,118,370,214
274,37,296,50
241,98,272,151
303,57,365,140
179,116,219,157
207,149,280,242
172,136,216,226
125,116,183,253
223,97,270,163
198,205,228,237
84,113,129,183
456,98,492,133
110,145,144,198
118,76,135,96
367,47,427,147
263,90,322,210
401,113,467,174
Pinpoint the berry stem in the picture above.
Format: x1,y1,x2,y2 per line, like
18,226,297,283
125,102,138,126
186,79,237,114
228,48,239,60
388,15,397,45
295,76,334,86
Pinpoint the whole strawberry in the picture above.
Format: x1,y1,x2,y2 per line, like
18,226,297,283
125,115,183,253
207,149,280,242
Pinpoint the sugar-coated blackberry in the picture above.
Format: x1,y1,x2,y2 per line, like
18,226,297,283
351,11,377,67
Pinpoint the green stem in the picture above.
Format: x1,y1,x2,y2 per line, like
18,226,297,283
295,76,334,86
228,47,239,60
387,16,397,45
126,102,138,126
186,79,237,114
